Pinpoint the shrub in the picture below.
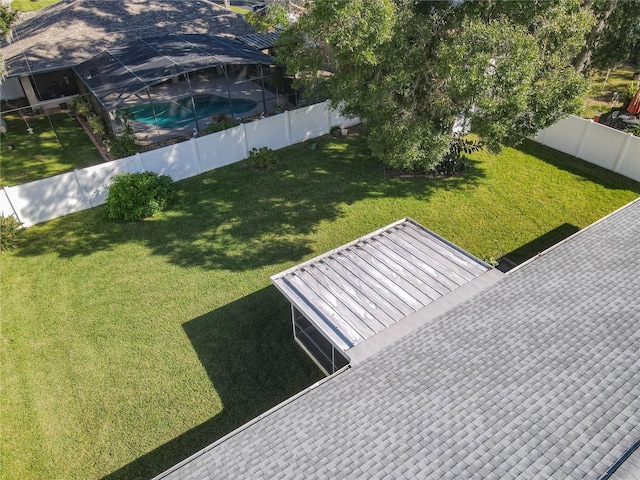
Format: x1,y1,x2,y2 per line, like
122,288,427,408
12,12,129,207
204,115,240,134
0,214,23,253
431,134,483,176
86,114,105,136
71,96,93,117
107,125,141,159
247,147,278,171
106,172,174,221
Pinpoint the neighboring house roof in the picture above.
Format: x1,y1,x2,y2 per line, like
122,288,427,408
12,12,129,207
236,31,281,51
271,218,500,364
155,197,640,479
0,0,255,77
73,34,274,109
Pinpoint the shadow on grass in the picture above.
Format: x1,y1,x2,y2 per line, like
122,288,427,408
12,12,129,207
501,222,580,267
515,139,640,193
17,134,486,271
102,286,323,480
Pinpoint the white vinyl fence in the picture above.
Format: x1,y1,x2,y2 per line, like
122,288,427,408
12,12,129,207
535,115,640,182
1,101,359,227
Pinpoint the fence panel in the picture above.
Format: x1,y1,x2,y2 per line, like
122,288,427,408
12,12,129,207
329,105,360,128
74,156,143,207
7,173,90,227
290,102,330,143
536,116,586,156
615,135,640,182
244,114,289,151
196,125,247,171
140,141,200,181
579,122,627,170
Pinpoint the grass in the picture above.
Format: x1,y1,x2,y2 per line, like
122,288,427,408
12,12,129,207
229,5,250,14
1,133,639,480
10,0,60,11
582,64,639,119
0,112,104,187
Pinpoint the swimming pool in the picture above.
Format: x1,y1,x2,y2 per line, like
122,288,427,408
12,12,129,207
119,94,257,129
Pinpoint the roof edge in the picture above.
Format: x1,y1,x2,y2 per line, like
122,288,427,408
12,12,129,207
508,196,640,275
151,365,351,480
271,217,492,281
347,268,504,364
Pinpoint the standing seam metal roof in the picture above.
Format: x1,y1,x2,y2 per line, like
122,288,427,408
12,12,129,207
271,218,490,353
155,198,640,480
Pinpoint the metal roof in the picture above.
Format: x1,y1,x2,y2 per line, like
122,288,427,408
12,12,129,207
271,218,492,355
155,198,640,480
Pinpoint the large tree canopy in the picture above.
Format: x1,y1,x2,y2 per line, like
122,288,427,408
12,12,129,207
278,0,592,170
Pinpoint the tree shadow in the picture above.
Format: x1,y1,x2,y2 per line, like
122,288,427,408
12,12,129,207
515,139,640,193
102,286,323,480
16,134,486,271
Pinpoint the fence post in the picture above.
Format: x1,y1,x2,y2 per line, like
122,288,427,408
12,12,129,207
1,187,21,223
574,119,592,159
134,152,145,172
73,168,92,208
190,138,203,175
285,110,292,146
612,132,634,174
241,123,249,158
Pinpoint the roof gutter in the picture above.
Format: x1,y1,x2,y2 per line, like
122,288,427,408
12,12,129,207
151,365,351,480
508,196,640,275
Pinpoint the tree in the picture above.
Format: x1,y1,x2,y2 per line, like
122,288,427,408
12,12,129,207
0,4,19,79
246,1,291,32
277,0,592,171
579,0,640,72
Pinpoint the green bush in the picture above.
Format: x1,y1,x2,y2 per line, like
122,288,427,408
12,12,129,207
204,115,240,135
107,126,142,159
86,114,105,136
247,147,278,171
0,214,23,253
106,172,174,221
71,96,93,117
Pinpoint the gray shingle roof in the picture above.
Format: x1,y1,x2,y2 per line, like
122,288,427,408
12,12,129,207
0,0,255,77
155,198,640,480
236,31,281,51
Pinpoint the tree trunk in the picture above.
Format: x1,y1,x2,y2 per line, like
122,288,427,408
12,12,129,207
223,0,230,9
573,0,618,74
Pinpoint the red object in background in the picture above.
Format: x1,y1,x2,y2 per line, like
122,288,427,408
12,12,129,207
627,87,640,115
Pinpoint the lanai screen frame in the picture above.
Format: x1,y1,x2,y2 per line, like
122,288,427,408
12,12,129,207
73,34,278,138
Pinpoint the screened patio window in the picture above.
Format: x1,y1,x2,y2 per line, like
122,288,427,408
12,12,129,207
293,307,349,375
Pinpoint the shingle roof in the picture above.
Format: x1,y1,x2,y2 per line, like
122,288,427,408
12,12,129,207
0,0,255,77
155,198,640,480
236,31,281,51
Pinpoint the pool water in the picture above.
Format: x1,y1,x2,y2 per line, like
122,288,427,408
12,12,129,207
119,94,257,129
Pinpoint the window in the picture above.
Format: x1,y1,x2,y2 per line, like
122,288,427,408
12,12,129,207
293,308,349,375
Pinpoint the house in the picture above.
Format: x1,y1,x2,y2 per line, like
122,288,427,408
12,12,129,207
0,0,254,111
154,197,640,479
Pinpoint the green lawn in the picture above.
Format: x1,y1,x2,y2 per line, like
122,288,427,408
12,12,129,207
0,112,104,187
2,133,639,480
10,0,60,11
582,64,639,119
